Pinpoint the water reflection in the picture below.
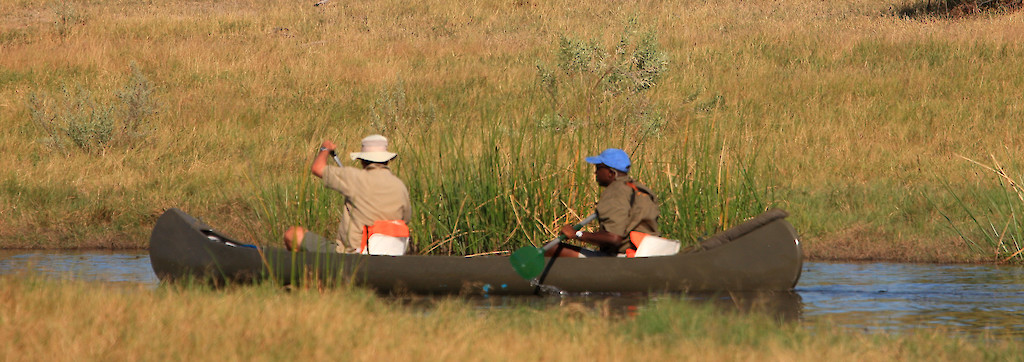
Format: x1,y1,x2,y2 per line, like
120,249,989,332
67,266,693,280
411,291,802,322
1,251,1023,337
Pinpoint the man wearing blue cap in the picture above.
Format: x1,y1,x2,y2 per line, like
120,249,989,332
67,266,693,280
547,148,661,257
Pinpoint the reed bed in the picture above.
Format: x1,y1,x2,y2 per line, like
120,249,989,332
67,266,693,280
935,156,1024,263
2,0,1023,261
246,122,769,255
1,275,1018,361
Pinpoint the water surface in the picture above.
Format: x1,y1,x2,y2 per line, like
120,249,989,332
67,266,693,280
0,250,158,286
798,261,1024,335
2,251,1022,337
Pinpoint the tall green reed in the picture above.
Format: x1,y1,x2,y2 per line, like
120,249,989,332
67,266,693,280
398,129,594,255
934,156,1024,263
244,170,343,248
244,169,360,286
653,122,774,242
396,120,771,255
241,101,773,257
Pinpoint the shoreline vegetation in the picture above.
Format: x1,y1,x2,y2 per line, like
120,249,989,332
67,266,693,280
2,0,1023,264
2,275,1021,360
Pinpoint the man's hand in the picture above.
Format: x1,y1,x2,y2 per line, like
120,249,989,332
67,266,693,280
561,224,578,240
311,140,336,178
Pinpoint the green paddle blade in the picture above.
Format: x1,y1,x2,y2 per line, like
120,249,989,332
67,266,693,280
509,246,545,279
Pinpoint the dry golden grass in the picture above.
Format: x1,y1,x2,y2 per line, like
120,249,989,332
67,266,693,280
1,0,1022,260
1,276,1017,361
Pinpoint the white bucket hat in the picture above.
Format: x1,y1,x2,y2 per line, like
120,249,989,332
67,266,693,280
350,134,397,163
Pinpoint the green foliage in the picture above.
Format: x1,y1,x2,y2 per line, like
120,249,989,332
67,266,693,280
63,96,114,150
549,20,668,95
607,25,669,93
535,19,669,135
555,37,604,74
400,123,768,254
246,172,344,248
654,123,774,241
27,65,158,153
397,130,592,255
934,157,1024,263
537,113,575,131
29,84,114,152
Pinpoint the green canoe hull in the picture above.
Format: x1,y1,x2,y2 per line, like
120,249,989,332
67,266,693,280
149,208,802,295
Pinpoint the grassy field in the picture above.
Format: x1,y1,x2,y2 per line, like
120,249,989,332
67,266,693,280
0,275,1019,361
1,0,1023,262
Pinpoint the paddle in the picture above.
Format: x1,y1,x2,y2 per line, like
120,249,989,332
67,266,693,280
509,213,598,280
328,149,343,166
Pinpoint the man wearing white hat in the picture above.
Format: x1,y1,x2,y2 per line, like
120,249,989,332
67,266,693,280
284,134,412,255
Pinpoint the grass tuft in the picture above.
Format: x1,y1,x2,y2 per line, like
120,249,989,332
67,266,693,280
934,155,1024,263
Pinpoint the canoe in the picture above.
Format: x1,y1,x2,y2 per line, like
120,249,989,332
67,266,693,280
149,208,803,295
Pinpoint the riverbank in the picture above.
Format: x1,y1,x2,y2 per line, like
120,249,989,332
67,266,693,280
2,0,1022,263
1,276,1019,360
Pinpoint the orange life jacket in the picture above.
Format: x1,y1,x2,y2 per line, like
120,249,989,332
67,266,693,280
625,231,647,258
360,220,410,254
625,231,680,258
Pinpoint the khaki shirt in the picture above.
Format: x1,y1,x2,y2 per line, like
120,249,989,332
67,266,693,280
595,175,660,254
322,163,412,253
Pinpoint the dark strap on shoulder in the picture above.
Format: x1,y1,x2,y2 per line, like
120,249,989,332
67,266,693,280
626,181,650,206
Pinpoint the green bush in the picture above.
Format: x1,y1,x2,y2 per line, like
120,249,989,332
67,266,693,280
29,85,114,152
535,19,669,133
27,64,157,153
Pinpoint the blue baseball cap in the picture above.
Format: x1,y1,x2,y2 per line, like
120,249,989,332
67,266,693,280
585,148,631,173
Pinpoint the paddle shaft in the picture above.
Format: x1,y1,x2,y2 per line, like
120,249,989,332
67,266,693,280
508,213,597,280
540,213,598,251
329,150,343,167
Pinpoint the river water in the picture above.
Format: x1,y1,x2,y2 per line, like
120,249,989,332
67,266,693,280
2,250,1022,337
